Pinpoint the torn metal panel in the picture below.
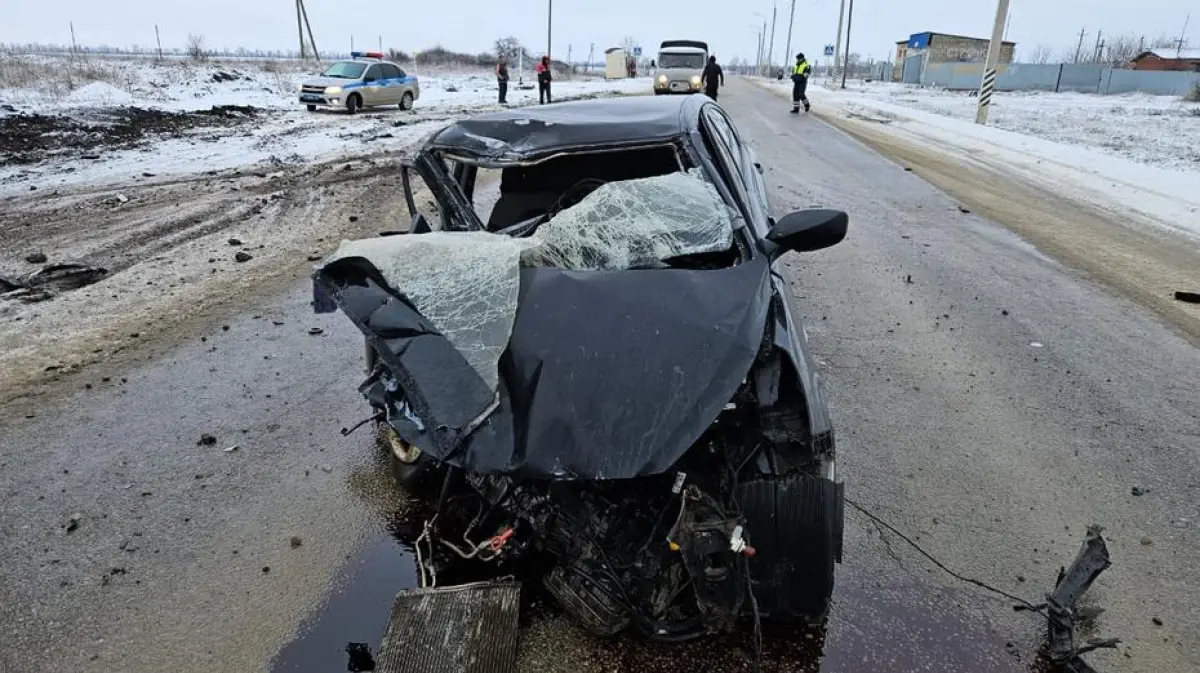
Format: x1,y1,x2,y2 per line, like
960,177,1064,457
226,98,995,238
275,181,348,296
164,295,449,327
1045,525,1116,673
375,581,520,673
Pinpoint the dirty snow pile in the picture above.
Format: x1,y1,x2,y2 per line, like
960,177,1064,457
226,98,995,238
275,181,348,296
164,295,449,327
0,54,646,195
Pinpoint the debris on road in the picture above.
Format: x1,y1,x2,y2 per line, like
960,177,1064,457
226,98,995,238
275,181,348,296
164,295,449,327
24,250,47,264
319,464,333,473
65,513,82,533
308,327,324,336
1174,291,1200,304
1130,486,1149,496
198,434,217,446
222,445,239,453
957,205,971,214
234,251,253,263
290,536,303,548
905,274,913,284
227,238,243,246
1042,525,1119,673
349,215,359,222
1030,342,1045,348
345,643,376,672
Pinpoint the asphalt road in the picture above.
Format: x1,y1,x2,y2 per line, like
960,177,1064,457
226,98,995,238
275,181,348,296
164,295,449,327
2,79,1197,673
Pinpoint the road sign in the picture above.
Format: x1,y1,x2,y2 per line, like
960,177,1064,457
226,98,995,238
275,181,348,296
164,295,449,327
633,46,642,56
823,44,835,56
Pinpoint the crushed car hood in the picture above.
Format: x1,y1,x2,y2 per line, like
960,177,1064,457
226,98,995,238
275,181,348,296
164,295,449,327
314,171,771,480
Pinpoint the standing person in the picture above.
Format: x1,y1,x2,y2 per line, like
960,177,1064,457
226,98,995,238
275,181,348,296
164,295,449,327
790,53,812,114
496,55,509,105
536,55,552,104
701,55,724,100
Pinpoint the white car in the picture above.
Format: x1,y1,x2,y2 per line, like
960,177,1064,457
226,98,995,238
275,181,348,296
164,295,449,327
298,52,421,114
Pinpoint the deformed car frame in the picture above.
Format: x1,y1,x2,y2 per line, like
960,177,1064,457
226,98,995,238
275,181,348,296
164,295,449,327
313,94,849,641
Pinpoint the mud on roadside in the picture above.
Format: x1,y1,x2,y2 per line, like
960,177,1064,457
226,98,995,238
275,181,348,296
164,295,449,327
0,105,260,166
0,154,421,417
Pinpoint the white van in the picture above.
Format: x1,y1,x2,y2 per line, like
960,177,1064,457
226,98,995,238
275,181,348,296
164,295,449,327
654,40,708,94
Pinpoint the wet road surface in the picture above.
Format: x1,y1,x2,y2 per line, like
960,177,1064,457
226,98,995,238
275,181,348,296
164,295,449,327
2,79,1198,673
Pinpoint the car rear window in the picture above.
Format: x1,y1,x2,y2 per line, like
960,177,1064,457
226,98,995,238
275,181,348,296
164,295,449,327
381,63,402,79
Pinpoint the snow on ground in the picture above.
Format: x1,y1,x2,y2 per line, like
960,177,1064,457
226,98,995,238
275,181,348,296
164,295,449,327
0,55,647,196
757,78,1200,241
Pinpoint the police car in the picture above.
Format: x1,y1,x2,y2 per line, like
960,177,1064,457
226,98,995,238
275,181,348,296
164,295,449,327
298,52,420,114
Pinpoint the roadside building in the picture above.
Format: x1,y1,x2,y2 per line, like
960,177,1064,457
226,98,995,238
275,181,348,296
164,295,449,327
1129,48,1200,71
893,31,1016,81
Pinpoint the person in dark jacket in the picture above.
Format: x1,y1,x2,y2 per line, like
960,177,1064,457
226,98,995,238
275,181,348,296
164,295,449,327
701,55,724,100
496,55,509,105
536,56,552,104
790,53,812,113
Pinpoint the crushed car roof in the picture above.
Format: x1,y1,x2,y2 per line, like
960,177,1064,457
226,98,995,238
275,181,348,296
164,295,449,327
424,95,708,162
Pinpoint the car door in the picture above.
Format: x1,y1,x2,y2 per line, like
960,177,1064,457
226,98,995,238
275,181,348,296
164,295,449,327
361,64,384,105
379,63,402,104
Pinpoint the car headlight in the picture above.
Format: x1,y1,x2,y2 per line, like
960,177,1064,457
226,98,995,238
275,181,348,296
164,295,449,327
296,83,304,92
325,86,343,95
691,75,701,86
657,75,667,84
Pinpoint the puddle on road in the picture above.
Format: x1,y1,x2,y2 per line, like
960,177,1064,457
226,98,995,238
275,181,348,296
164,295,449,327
269,504,1043,673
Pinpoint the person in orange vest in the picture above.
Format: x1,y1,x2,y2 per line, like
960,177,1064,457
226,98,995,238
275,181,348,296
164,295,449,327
536,56,552,104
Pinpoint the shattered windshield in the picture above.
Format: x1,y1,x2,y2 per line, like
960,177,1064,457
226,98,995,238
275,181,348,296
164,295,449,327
524,170,735,270
326,169,735,392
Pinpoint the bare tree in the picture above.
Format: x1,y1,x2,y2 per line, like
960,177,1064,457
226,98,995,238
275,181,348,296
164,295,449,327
1102,34,1143,67
494,36,530,63
186,33,207,62
1028,44,1054,64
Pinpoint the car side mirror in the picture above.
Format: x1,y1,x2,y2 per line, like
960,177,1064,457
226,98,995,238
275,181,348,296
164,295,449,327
765,209,848,257
411,212,433,234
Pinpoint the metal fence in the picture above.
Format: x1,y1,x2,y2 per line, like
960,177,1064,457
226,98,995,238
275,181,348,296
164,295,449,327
911,61,1200,96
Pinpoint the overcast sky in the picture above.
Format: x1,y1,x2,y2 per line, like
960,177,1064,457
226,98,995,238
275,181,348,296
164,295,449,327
0,0,1193,65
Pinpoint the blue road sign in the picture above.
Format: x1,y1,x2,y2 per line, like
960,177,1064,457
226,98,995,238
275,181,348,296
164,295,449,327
823,44,835,56
633,46,642,56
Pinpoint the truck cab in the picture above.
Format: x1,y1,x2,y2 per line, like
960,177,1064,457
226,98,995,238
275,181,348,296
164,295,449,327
654,40,708,94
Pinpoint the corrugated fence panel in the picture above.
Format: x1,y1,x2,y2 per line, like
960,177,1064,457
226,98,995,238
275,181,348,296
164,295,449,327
902,54,924,84
995,64,1061,91
1056,64,1105,93
921,62,983,90
1104,69,1200,95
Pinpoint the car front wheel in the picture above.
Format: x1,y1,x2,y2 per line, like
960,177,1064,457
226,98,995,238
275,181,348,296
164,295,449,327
306,104,317,112
399,92,414,110
346,94,361,115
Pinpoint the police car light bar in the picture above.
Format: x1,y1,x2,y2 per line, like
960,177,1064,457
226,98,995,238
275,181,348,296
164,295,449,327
351,51,384,60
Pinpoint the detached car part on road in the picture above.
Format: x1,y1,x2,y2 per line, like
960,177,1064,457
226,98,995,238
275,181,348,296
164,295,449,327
313,95,849,644
298,52,419,114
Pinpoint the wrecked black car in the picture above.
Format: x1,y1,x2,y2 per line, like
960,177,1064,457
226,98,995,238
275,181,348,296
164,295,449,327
313,95,849,641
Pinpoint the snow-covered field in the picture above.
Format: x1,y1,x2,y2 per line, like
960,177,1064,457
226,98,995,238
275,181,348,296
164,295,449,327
818,81,1200,171
758,78,1200,241
0,55,647,195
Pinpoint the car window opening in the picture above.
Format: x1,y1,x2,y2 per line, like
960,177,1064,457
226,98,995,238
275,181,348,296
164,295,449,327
456,145,742,271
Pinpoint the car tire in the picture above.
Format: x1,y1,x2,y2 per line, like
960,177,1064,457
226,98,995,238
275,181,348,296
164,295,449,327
346,94,361,115
306,104,317,112
399,92,414,110
736,468,843,624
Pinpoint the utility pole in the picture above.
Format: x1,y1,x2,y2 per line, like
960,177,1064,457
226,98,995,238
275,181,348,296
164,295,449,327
547,0,553,57
299,0,319,62
831,0,846,81
588,43,594,72
1092,30,1103,63
783,0,796,74
296,0,306,59
768,2,778,75
155,25,163,62
840,0,854,88
1178,14,1191,57
378,36,382,53
1073,27,1087,64
567,44,572,70
69,22,78,60
1138,35,1145,54
975,0,1011,125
